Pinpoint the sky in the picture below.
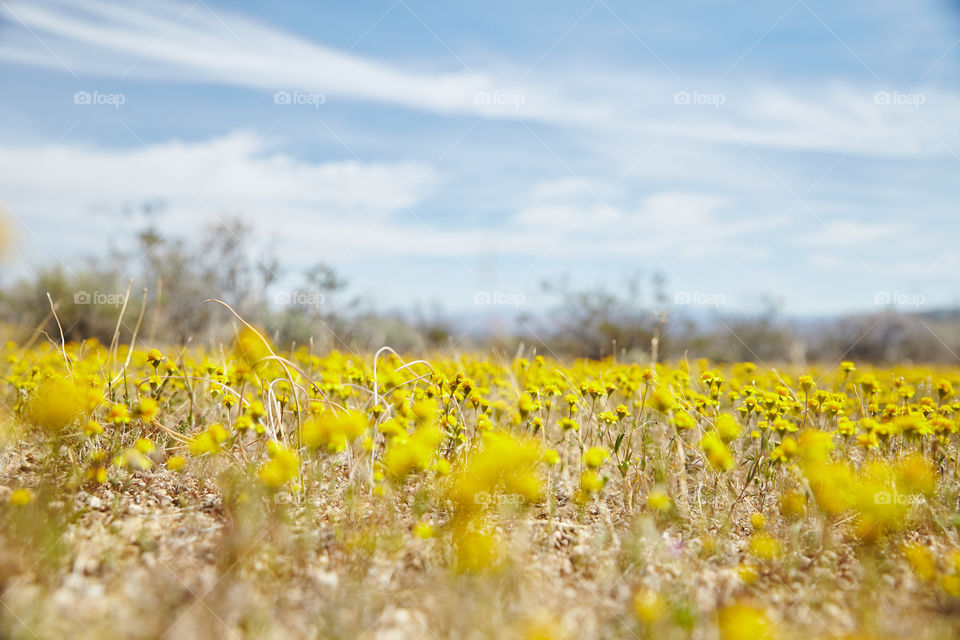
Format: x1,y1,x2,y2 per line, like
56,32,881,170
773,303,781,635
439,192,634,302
1,0,959,318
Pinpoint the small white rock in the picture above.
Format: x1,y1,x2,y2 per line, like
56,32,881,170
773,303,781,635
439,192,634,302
310,568,339,590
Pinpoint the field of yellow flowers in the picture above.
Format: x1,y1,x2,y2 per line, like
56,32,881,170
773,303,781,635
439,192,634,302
2,320,960,639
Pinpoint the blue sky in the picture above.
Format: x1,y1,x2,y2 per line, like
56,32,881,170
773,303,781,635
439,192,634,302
1,0,959,317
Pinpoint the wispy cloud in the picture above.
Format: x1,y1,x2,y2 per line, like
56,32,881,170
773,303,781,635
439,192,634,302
0,0,589,121
2,0,958,158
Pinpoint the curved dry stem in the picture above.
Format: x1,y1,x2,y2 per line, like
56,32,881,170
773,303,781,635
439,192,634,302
46,292,71,376
206,298,304,439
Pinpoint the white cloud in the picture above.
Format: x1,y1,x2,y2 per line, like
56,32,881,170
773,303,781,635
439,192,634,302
508,189,775,261
514,203,620,230
0,131,438,272
794,219,902,247
0,130,774,270
0,131,431,216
